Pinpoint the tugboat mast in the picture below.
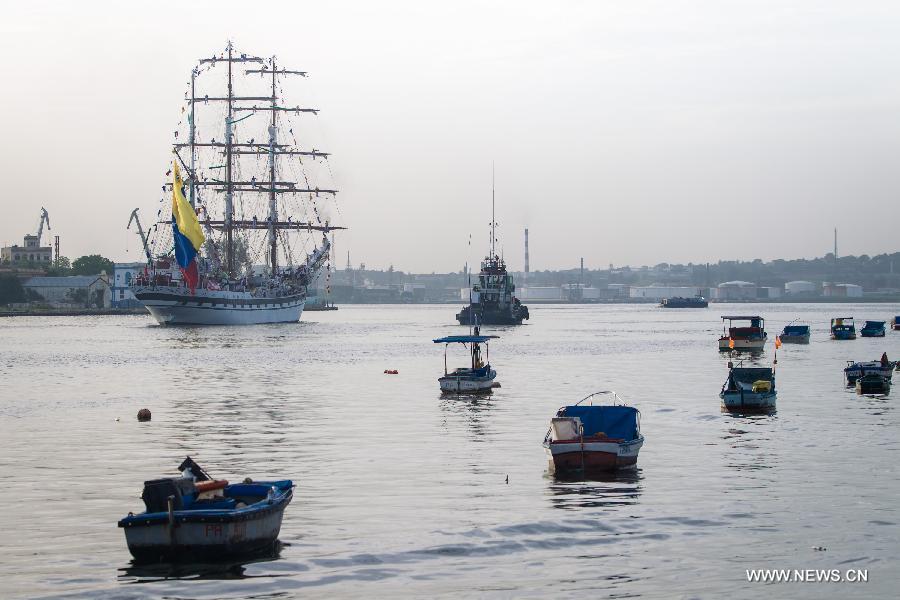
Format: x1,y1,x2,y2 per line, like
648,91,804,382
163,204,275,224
491,163,496,259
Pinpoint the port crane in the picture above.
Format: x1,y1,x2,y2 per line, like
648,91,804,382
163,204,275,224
36,207,50,245
127,208,152,262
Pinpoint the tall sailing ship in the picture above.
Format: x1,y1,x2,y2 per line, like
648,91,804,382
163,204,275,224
129,43,343,325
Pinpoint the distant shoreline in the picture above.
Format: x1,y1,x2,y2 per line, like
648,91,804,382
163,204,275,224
0,308,147,317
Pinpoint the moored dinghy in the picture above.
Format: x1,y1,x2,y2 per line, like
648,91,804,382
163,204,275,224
856,373,891,395
831,317,856,340
433,328,499,393
543,391,643,475
720,362,777,412
118,457,293,563
860,320,887,338
779,321,810,344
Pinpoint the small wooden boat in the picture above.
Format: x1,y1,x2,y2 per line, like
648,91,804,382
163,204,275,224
779,321,811,344
433,328,499,393
831,317,856,340
856,373,891,395
720,363,776,412
718,316,767,351
860,320,886,337
844,355,896,386
543,391,643,475
118,457,293,563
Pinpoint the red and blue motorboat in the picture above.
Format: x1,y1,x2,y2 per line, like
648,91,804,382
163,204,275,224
118,458,293,563
543,392,643,475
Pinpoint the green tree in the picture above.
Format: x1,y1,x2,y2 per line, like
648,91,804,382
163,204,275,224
71,254,114,276
0,275,26,305
45,256,72,276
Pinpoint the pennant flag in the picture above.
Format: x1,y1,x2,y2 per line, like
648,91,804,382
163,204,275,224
728,337,735,349
775,336,782,349
171,160,205,293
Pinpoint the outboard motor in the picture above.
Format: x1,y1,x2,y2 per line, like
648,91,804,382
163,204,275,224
141,477,196,513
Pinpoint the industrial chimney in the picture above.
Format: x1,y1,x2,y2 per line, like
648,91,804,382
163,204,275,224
524,227,530,282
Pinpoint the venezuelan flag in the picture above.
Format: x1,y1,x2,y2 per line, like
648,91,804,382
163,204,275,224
170,161,205,292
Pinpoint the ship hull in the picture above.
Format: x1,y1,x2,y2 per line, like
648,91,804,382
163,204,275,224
133,287,305,326
456,304,528,326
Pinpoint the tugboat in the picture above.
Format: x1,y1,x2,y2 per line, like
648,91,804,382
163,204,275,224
456,171,529,326
456,254,529,325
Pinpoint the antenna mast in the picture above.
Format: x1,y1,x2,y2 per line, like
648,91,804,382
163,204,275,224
491,163,496,258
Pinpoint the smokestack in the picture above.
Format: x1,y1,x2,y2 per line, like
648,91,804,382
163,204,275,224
834,227,838,260
524,227,530,281
54,235,60,267
580,257,584,285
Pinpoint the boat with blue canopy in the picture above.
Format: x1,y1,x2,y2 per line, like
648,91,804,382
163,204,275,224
720,362,777,412
118,457,293,563
831,317,856,340
543,391,643,475
433,328,499,393
779,321,810,344
860,320,886,337
893,316,900,331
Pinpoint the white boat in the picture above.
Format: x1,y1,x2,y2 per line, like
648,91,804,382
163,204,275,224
718,316,767,351
433,330,499,393
543,391,643,475
720,364,777,412
128,43,344,326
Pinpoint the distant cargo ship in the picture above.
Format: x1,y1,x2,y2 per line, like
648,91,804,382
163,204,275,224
660,296,708,308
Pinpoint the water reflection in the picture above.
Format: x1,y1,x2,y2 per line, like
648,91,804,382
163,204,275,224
119,542,287,583
439,393,495,439
546,470,643,510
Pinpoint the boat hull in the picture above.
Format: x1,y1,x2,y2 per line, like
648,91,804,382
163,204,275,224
718,337,767,351
133,286,304,326
860,330,886,338
456,304,528,326
856,378,891,395
544,438,643,474
779,334,810,344
438,370,496,393
720,390,777,412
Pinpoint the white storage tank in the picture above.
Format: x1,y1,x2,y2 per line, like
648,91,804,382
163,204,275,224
785,280,816,295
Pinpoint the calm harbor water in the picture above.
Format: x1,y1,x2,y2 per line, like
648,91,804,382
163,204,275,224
1,303,898,598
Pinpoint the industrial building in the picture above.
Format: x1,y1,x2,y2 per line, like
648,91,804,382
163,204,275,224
1,234,52,264
629,285,702,301
111,263,145,308
822,283,863,298
23,275,110,308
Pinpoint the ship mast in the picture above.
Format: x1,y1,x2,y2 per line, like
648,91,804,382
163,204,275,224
225,42,235,277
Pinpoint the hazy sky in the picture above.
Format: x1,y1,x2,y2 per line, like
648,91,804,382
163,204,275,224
2,1,899,272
